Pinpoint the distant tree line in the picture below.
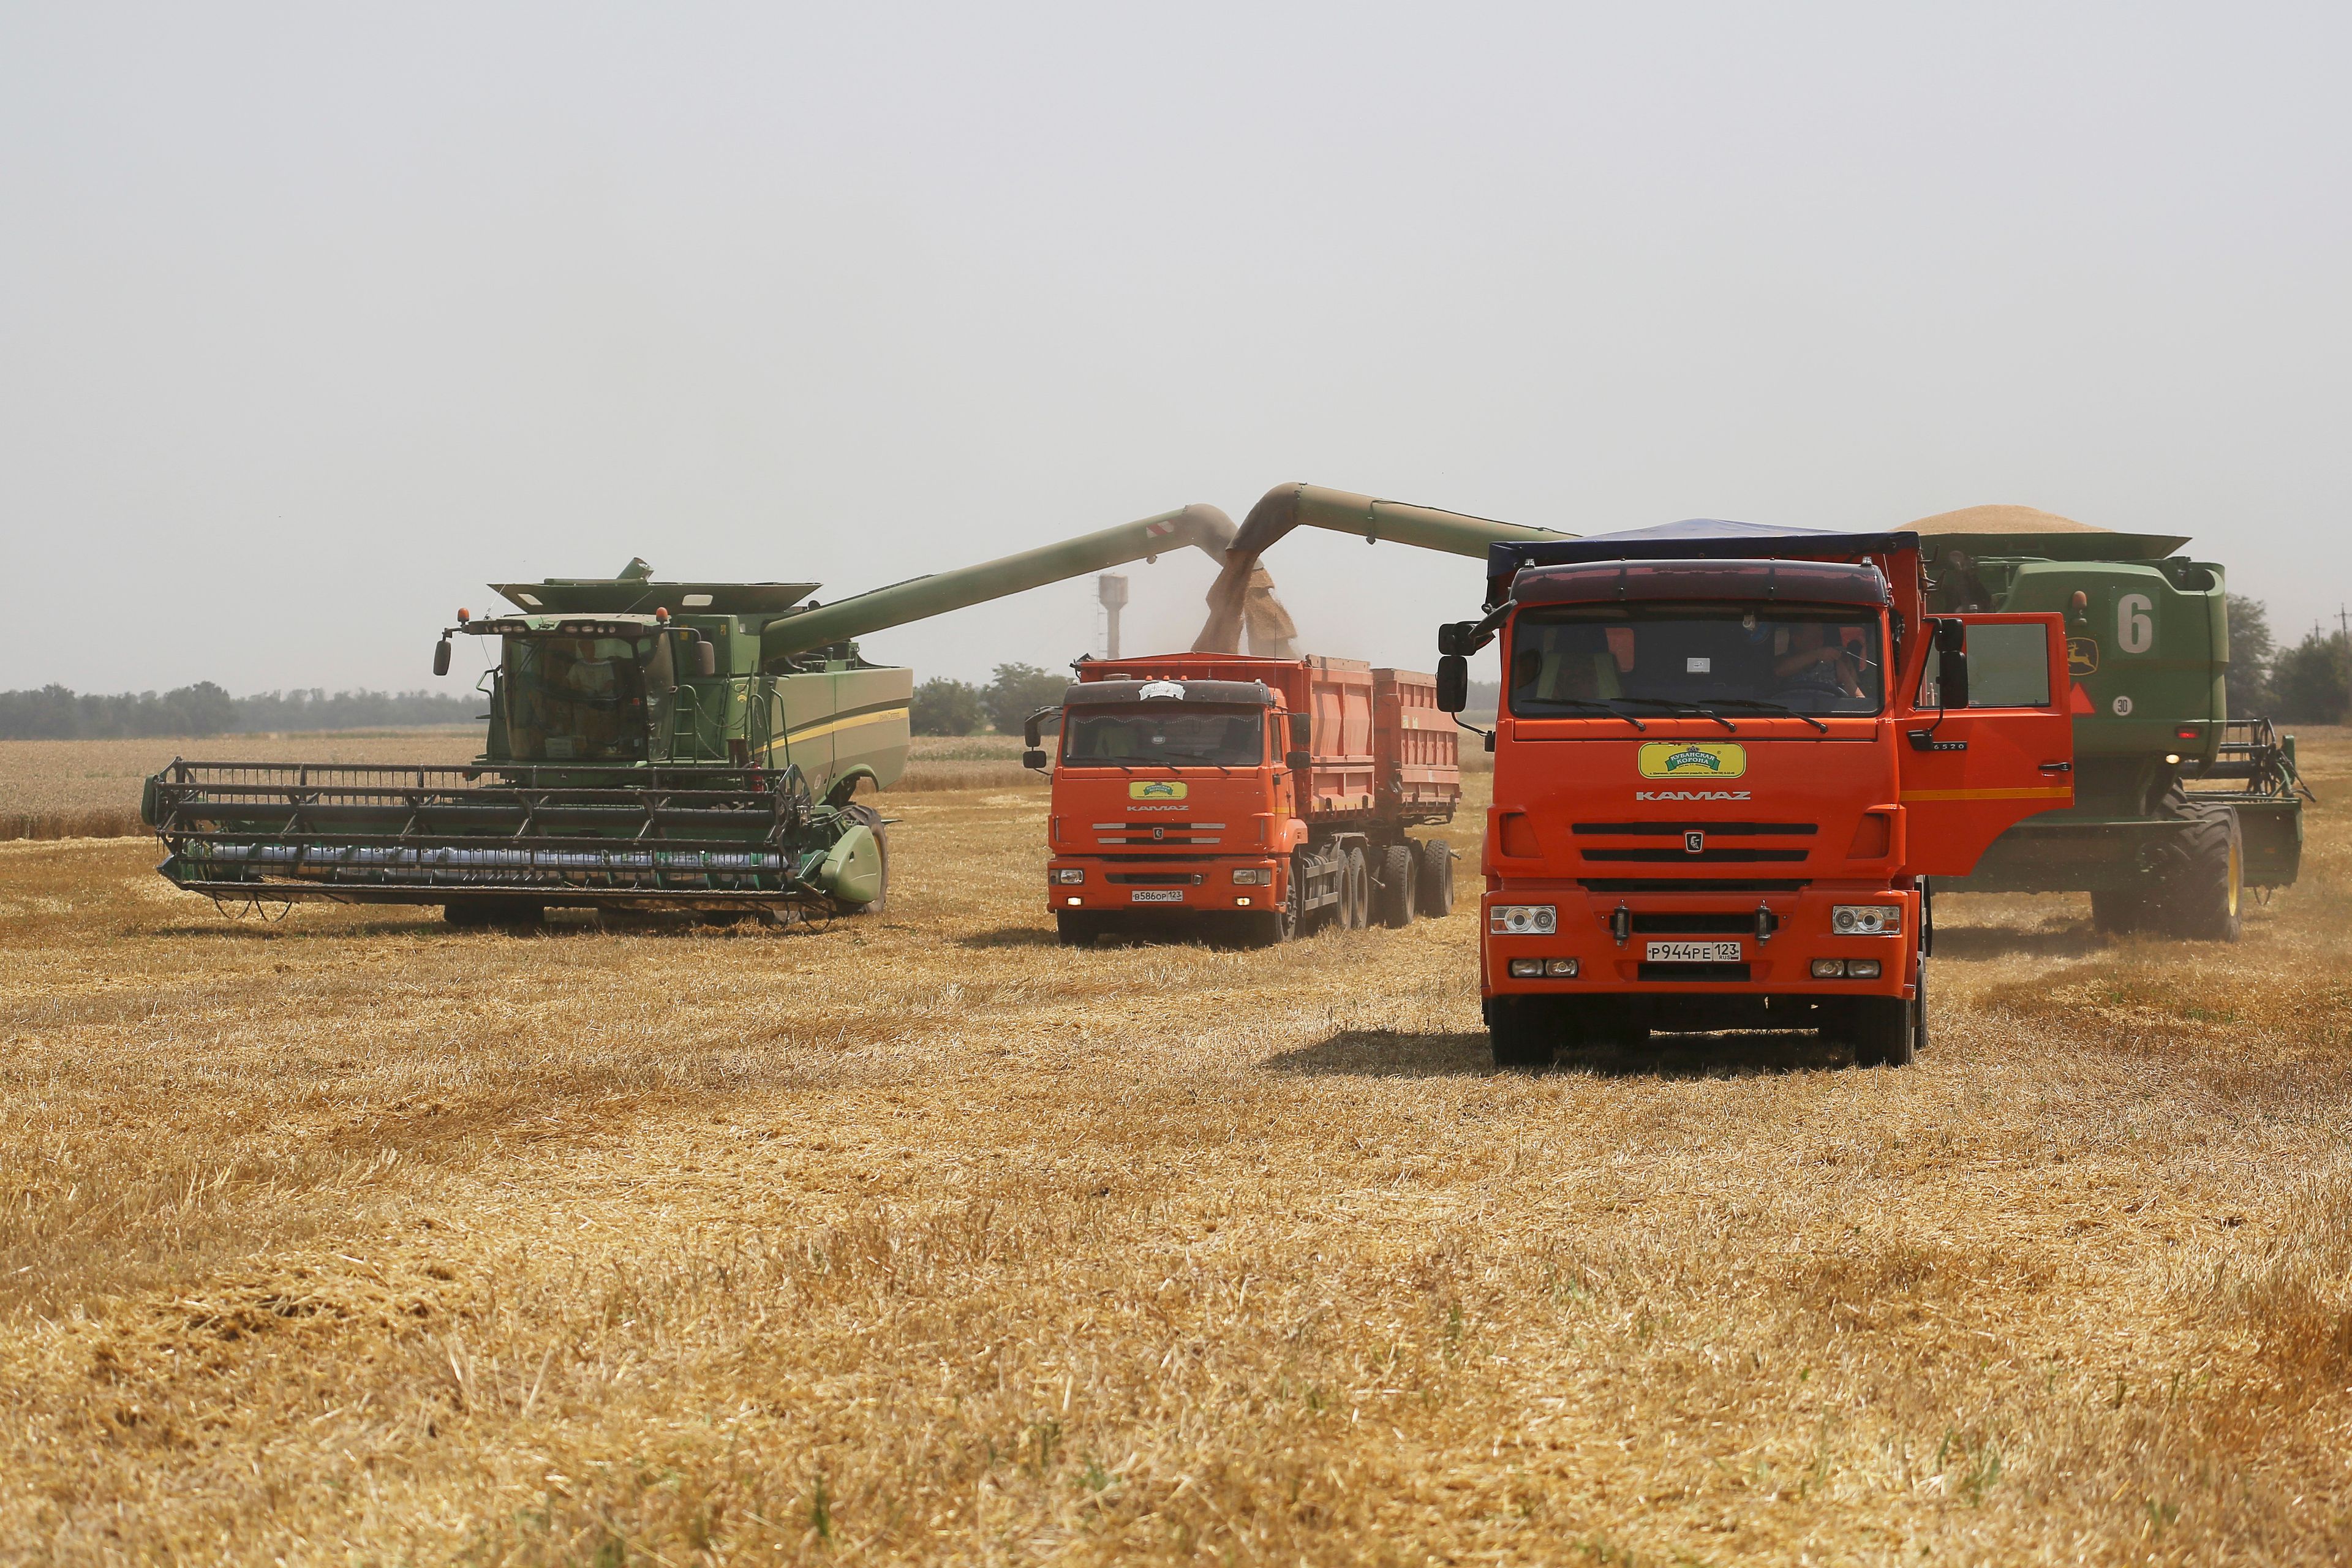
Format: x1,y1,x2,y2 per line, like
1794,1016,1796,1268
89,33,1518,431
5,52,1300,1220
2228,595,2348,724
911,664,1076,736
0,685,477,740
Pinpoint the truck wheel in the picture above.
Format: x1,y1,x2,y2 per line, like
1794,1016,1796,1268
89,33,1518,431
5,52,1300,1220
1376,843,1416,928
1912,965,1930,1059
1488,996,1558,1071
1249,870,1302,947
2151,799,2242,942
1056,911,1102,948
1341,845,1370,930
1419,840,1455,917
838,802,890,915
1849,995,1915,1068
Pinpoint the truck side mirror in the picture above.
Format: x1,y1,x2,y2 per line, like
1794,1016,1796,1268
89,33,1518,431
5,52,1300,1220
1289,712,1311,751
692,636,718,678
1284,750,1311,773
433,636,452,677
1022,748,1049,771
1931,618,1970,709
1436,654,1469,713
1438,622,1476,658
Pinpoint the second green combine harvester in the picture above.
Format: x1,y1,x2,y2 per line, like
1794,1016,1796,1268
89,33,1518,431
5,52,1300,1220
142,505,1270,925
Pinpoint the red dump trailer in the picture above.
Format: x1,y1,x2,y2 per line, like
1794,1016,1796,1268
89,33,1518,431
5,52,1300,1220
1023,653,1462,945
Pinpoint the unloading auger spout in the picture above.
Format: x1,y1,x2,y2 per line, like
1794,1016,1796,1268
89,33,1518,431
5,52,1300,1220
1194,483,1575,654
762,503,1243,665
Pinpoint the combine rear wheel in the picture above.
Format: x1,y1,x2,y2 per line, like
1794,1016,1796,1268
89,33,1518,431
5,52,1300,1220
2151,797,2242,941
1418,840,1455,917
1375,843,1417,928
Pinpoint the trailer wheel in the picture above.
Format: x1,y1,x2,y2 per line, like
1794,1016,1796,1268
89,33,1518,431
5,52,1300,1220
2150,797,2242,942
1418,840,1455,918
1056,911,1102,948
837,802,890,915
1488,996,1557,1071
1375,843,1416,928
1848,995,1915,1068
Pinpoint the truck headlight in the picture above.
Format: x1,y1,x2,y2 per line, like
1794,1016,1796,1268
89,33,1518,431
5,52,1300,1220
1232,867,1272,885
1490,905,1556,935
1831,903,1901,934
1051,868,1085,885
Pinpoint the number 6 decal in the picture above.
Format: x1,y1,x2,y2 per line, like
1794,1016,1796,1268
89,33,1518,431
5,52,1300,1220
2117,594,2154,654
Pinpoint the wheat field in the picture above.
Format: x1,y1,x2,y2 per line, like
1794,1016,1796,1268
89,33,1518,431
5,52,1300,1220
2,736,2349,1564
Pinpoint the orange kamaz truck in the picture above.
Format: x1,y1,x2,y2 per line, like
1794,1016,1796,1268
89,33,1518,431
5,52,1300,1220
1432,522,2075,1068
1024,654,1461,946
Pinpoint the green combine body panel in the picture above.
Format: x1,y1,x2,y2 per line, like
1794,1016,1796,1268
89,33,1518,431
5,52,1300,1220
1913,507,2307,934
143,505,1245,922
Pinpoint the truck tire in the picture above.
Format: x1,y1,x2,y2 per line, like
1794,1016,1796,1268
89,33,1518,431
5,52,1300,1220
1913,965,1931,1060
1341,845,1370,930
1488,995,1557,1071
1419,839,1455,918
2149,797,2242,942
1250,870,1302,947
1056,911,1103,948
1848,995,1915,1068
837,802,890,915
1376,843,1416,928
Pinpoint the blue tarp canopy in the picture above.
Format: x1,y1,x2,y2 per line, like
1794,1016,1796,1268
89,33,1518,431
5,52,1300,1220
1489,520,1921,578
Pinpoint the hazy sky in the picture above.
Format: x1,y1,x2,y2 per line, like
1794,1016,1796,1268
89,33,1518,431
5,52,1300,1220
5,2,2346,696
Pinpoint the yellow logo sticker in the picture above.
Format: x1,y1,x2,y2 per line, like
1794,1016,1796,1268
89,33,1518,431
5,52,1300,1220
2066,636,2099,676
1129,780,1188,800
1637,741,1746,780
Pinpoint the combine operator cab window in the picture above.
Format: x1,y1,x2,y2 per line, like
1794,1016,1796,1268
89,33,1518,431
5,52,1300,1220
1510,607,1885,717
503,636,652,761
1061,707,1265,768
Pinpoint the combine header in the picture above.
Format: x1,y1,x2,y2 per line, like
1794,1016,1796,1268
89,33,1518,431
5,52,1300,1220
144,506,1272,924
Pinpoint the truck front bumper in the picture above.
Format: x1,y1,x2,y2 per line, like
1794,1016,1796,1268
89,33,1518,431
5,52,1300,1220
1480,884,1917,1002
1046,855,1284,914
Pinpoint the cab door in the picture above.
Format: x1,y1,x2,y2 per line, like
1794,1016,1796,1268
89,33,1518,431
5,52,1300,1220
1897,613,2075,876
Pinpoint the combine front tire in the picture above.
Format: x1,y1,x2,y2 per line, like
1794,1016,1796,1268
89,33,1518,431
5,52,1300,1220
1375,843,1416,928
2090,888,2148,935
1418,840,1456,918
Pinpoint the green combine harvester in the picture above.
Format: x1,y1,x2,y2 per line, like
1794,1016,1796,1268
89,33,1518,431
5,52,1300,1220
1914,504,2309,939
142,505,1248,925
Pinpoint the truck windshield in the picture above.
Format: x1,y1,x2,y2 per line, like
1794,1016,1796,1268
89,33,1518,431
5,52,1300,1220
1509,606,1885,717
1061,706,1265,767
503,636,650,761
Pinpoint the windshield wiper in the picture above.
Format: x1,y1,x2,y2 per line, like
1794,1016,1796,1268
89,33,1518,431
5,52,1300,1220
1698,698,1833,735
1606,696,1739,732
1520,698,1648,731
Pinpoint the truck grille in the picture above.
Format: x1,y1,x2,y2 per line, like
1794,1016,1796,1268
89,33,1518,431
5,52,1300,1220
1106,872,1205,886
1580,878,1809,894
1629,912,1757,935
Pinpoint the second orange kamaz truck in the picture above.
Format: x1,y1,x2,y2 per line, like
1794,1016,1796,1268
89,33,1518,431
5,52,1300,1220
1433,521,2075,1069
1025,654,1461,946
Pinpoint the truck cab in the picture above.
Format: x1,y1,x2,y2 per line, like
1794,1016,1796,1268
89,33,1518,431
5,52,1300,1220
1438,523,2075,1069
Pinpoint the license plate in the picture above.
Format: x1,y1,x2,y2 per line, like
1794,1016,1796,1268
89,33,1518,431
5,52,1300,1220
1646,940,1741,963
1130,889,1185,903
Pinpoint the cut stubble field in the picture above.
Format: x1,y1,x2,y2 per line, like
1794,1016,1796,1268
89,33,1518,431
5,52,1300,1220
3,736,2351,1564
